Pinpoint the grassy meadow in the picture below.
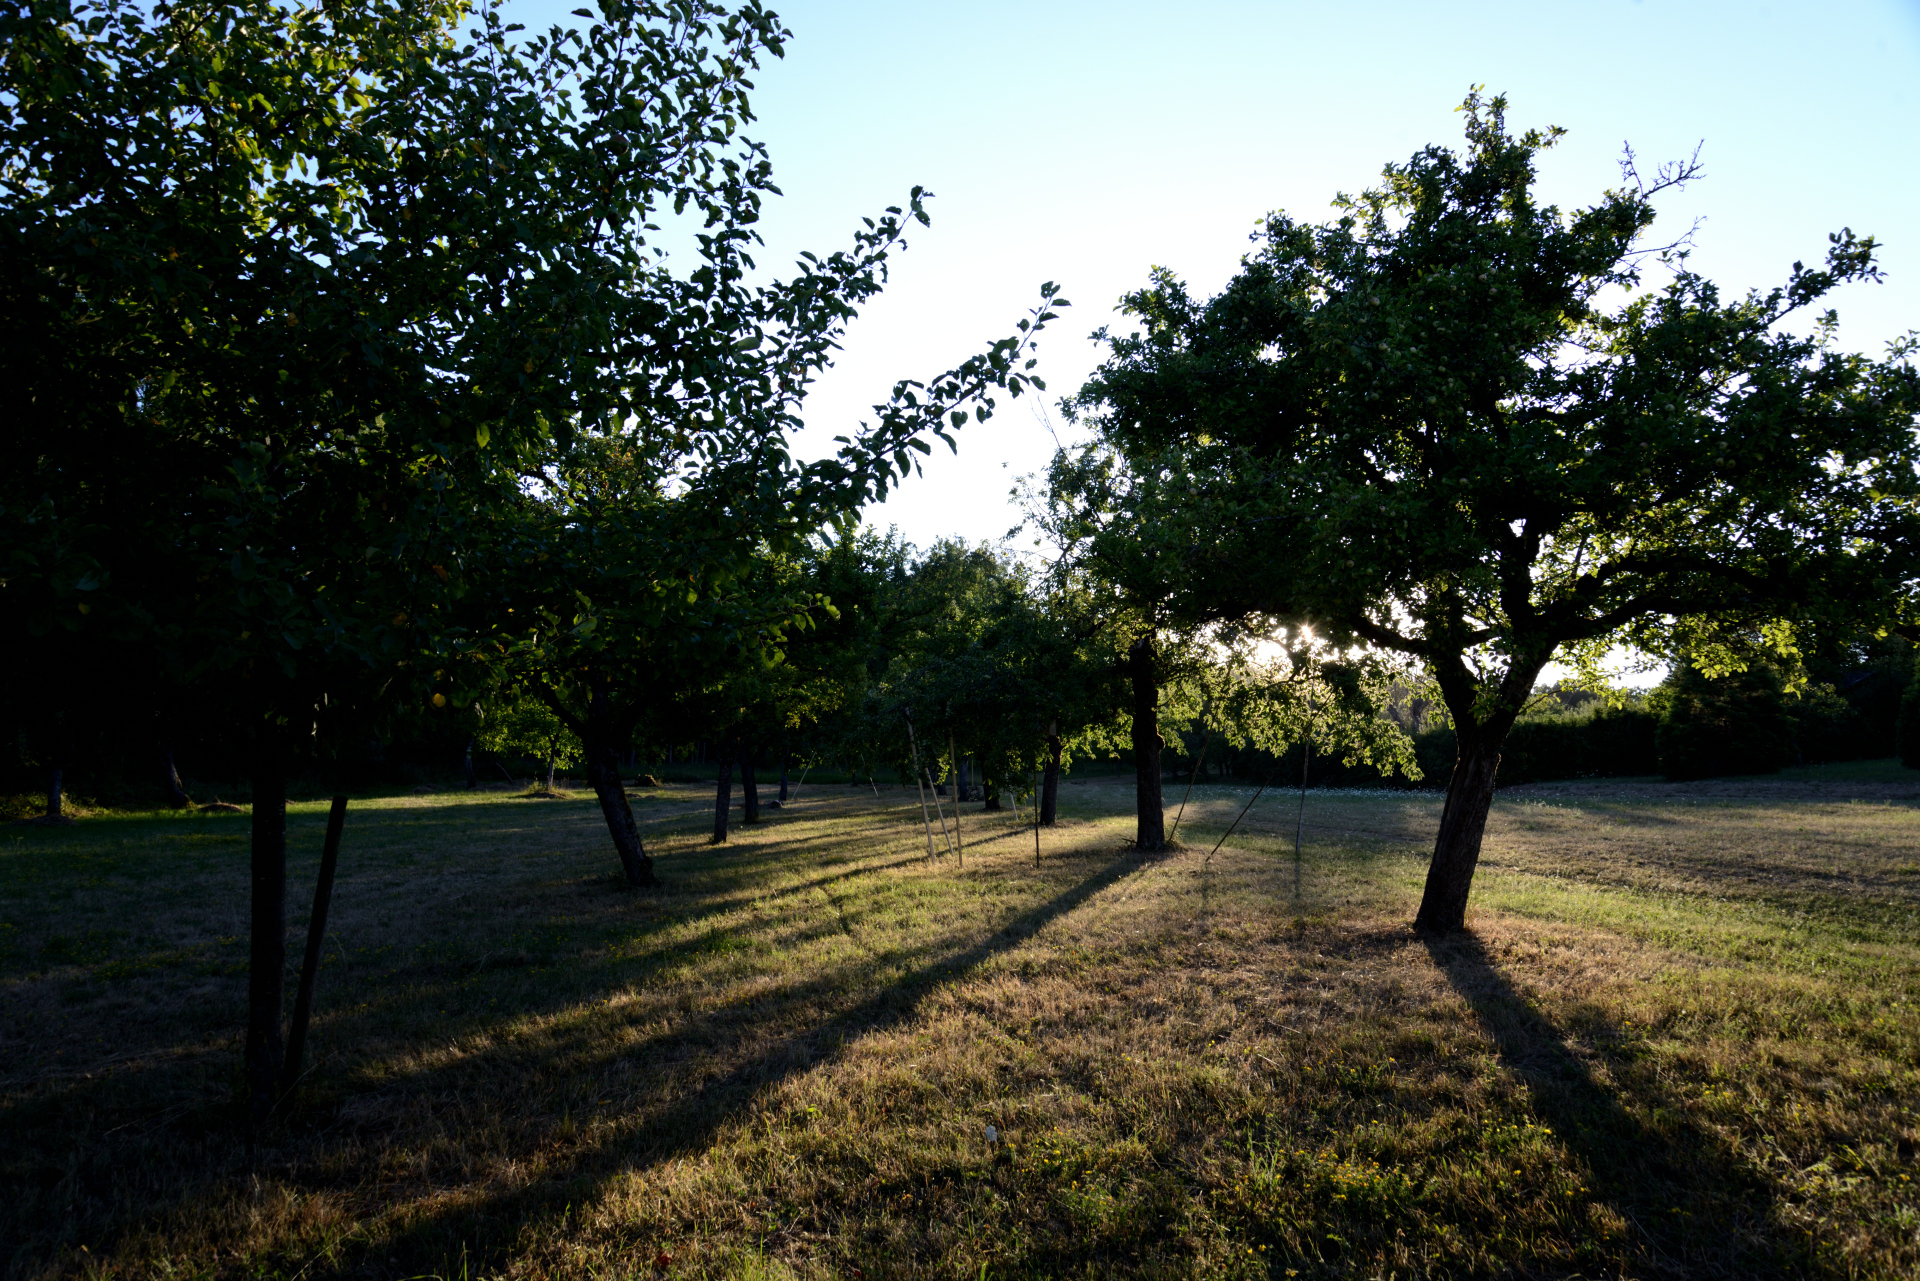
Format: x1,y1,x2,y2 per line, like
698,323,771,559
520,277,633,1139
3,766,1919,1280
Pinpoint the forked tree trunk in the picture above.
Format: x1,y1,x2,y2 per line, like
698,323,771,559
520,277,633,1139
1040,731,1062,826
245,735,288,1128
586,744,652,885
161,746,191,808
1129,635,1165,850
741,749,760,824
711,734,737,844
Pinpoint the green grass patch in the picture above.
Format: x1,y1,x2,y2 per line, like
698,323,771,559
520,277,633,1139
3,776,1918,1278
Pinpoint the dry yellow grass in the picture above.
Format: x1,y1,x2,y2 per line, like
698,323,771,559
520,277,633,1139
2,767,1917,1279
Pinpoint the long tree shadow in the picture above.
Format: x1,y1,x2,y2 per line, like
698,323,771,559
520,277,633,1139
1423,932,1811,1278
291,848,1152,1280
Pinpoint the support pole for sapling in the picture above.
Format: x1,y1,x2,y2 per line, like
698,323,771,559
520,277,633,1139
905,712,937,863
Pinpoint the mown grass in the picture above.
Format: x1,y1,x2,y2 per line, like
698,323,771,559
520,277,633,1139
2,769,1918,1279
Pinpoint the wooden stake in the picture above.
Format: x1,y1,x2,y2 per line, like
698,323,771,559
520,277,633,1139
925,768,955,855
1032,769,1042,867
1207,765,1281,868
1169,717,1210,845
905,713,937,863
280,795,347,1112
948,735,964,868
1294,721,1313,902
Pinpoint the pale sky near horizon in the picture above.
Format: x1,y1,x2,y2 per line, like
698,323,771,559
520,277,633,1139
519,0,1919,679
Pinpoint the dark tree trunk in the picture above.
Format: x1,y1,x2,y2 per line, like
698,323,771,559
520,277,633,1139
45,767,65,821
1040,732,1062,826
586,744,653,885
778,756,790,803
161,746,191,808
246,735,288,1128
1413,653,1543,934
983,777,1001,811
464,737,477,790
281,795,347,1111
711,733,737,844
544,741,557,791
1414,732,1505,934
957,756,973,802
741,748,760,824
1129,634,1165,850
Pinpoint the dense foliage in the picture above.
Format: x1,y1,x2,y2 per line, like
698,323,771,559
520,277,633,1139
1065,91,1919,928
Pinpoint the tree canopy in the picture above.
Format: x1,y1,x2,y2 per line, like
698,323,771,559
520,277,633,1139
1069,91,1920,929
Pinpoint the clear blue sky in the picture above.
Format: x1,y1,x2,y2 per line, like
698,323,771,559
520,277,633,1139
527,0,1920,552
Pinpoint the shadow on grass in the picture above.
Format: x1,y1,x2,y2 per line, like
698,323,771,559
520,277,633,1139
288,848,1150,1280
1423,931,1811,1278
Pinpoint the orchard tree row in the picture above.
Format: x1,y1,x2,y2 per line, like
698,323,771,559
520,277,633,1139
6,0,1916,1127
1,0,1065,1123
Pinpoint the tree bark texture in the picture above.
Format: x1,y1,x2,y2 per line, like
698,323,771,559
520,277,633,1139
711,734,737,844
1129,635,1165,850
1040,733,1062,826
1412,653,1544,933
246,736,287,1128
778,757,790,803
741,749,760,823
161,746,191,808
586,744,653,884
1413,736,1504,933
45,767,64,821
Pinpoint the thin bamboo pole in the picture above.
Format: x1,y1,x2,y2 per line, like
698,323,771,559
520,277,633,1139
948,735,964,868
905,713,937,863
280,795,347,1111
925,767,955,855
1207,764,1282,868
1169,718,1210,845
1032,769,1042,867
1294,736,1311,901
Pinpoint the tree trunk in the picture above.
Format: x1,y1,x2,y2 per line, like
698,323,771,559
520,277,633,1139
246,735,288,1128
957,755,973,802
587,744,653,885
45,767,65,821
1129,635,1165,850
161,746,191,808
1040,732,1062,826
741,748,760,824
983,776,1002,811
1413,729,1505,934
778,757,790,803
464,737,477,790
545,741,557,791
711,734,736,844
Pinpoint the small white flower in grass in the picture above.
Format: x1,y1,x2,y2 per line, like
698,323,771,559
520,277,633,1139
984,1125,998,1144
